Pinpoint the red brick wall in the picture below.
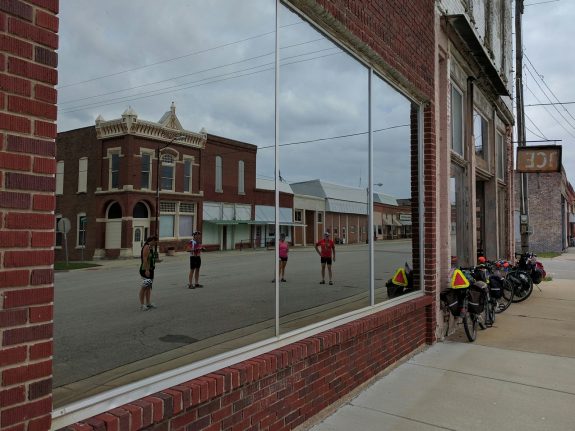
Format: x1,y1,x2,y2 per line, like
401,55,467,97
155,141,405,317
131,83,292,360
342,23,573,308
1,1,437,430
63,296,432,431
0,1,58,430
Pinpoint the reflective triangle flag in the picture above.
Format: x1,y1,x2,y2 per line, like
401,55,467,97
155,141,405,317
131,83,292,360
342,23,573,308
450,269,470,289
392,267,408,287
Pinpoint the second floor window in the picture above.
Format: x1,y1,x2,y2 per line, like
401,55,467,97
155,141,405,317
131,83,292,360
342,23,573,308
184,159,192,193
161,154,174,191
473,110,487,159
141,153,151,189
78,157,88,193
215,155,223,192
496,132,505,180
110,153,120,189
295,210,302,222
238,160,245,194
56,160,64,195
451,85,464,156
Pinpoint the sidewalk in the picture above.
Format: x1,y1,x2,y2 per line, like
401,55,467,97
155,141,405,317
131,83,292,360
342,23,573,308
304,277,575,431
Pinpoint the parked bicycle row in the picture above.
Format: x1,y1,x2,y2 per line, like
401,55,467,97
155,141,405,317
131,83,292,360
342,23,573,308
383,252,546,343
440,252,546,342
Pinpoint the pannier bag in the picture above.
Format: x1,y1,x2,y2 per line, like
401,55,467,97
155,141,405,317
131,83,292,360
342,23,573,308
531,262,546,285
467,281,487,314
386,279,404,298
488,275,504,299
441,288,466,317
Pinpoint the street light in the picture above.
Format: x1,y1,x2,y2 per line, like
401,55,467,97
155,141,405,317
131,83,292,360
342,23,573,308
155,134,186,257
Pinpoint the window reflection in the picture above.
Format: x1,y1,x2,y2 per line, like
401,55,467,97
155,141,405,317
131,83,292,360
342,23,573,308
54,0,422,409
55,0,276,407
278,3,370,332
372,76,417,302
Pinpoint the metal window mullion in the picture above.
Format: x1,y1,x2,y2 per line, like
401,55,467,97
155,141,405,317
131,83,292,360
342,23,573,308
274,0,280,337
368,69,374,305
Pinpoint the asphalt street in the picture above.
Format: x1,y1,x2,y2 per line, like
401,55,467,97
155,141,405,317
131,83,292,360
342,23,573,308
53,240,412,404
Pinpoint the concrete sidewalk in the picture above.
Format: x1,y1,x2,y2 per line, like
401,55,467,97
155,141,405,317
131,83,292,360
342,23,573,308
305,277,575,431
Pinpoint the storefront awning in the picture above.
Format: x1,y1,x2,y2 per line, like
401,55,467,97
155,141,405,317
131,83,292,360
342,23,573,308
204,220,242,225
446,14,510,96
247,221,306,227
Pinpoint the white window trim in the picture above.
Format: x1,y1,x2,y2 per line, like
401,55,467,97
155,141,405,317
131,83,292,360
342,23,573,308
140,150,154,190
160,153,176,192
78,157,88,194
159,201,196,240
183,157,194,193
56,160,64,195
76,212,87,248
450,83,464,157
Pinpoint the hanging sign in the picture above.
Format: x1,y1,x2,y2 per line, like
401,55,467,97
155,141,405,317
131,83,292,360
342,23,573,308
516,145,562,173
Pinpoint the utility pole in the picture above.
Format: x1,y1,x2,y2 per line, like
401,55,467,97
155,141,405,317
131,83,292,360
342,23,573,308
515,0,529,252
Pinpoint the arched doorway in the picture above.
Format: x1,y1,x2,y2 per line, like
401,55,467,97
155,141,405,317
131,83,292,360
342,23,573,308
132,202,150,257
105,202,123,251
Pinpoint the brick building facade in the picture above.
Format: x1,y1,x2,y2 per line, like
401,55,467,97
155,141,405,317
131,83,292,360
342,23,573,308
514,169,575,252
0,1,514,431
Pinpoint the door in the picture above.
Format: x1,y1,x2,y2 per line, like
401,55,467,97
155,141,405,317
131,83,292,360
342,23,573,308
133,226,145,257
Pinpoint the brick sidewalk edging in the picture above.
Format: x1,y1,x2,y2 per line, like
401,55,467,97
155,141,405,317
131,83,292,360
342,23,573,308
62,295,433,431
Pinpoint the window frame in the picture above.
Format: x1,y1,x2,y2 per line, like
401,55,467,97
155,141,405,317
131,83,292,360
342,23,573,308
77,213,87,248
450,83,464,157
140,150,153,190
78,157,88,193
160,153,175,192
56,160,64,195
215,155,223,193
496,131,506,181
183,157,193,193
238,160,245,195
473,109,488,160
107,148,122,190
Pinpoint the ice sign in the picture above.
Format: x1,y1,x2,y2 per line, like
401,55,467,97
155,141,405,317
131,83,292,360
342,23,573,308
516,145,562,173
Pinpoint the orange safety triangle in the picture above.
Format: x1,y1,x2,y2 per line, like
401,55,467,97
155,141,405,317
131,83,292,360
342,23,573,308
450,269,470,289
392,267,408,287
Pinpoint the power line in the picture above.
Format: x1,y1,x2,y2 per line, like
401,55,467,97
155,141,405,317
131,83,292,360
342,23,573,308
59,49,342,114
57,21,306,89
59,38,327,105
524,0,560,6
525,112,548,139
524,53,575,124
526,101,575,107
524,71,575,139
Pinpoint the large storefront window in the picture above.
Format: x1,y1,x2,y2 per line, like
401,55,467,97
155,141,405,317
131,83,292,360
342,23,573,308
54,0,422,419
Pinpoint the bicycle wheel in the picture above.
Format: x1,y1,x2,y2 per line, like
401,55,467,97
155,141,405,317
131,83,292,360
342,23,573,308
463,311,477,342
511,270,534,303
488,299,496,326
495,278,514,313
478,301,489,330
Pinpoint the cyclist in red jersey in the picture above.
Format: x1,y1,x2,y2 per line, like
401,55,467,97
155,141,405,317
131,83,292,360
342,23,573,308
315,232,336,285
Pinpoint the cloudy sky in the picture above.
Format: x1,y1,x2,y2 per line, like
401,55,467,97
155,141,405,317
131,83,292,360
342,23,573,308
57,1,575,200
57,0,414,199
523,0,575,186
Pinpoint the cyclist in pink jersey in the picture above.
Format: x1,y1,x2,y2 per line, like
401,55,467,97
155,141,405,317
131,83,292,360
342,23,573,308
278,233,289,282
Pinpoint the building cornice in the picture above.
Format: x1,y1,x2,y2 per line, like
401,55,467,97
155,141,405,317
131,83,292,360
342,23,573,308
95,104,207,149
